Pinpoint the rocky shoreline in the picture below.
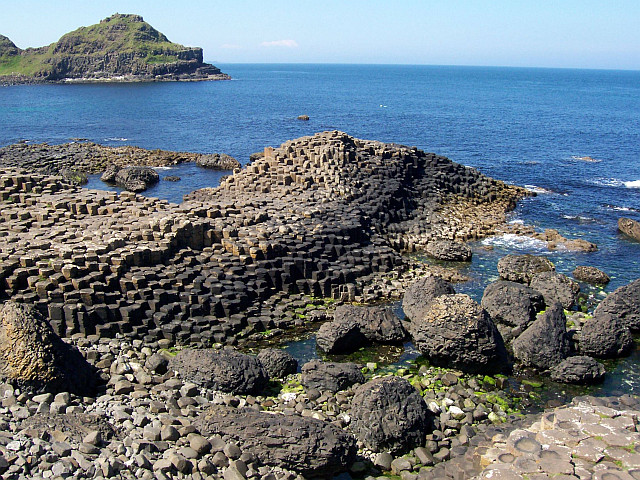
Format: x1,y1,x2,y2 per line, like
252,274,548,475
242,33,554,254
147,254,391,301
0,131,638,479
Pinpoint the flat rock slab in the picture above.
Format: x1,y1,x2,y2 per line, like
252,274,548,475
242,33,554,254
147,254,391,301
194,405,357,477
19,413,118,443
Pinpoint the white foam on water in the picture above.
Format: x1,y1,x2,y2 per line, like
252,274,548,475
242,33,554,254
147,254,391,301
153,166,174,171
625,180,640,188
590,177,625,187
481,234,548,251
524,184,554,194
104,137,129,142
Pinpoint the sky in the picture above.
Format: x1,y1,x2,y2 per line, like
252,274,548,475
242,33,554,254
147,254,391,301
1,1,639,70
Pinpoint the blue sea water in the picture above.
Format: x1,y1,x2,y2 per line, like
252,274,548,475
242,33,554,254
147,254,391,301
2,64,640,396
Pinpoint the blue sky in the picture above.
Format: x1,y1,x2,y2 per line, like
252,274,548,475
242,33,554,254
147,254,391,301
1,1,639,69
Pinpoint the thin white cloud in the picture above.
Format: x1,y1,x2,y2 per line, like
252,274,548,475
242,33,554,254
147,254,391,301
221,43,243,50
260,39,299,48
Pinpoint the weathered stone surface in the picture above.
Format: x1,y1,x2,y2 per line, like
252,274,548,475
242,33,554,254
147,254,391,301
497,254,555,284
425,239,472,262
618,217,640,242
316,320,367,354
19,413,117,443
530,272,580,309
350,376,432,454
300,360,364,393
256,348,298,379
169,348,268,395
194,405,357,477
573,266,610,285
512,304,570,369
408,294,509,374
579,313,633,358
593,279,640,331
550,356,606,384
0,302,95,395
402,276,455,321
196,153,240,170
481,280,545,329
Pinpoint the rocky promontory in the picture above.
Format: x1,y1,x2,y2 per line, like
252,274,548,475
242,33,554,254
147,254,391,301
0,14,229,84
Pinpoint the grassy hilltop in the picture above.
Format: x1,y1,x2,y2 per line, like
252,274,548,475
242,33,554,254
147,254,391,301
0,13,226,82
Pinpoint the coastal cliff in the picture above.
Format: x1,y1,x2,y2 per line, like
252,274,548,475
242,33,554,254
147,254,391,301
0,14,229,84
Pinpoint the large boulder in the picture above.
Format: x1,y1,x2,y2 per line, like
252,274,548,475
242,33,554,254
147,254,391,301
593,279,640,331
19,412,118,443
256,348,298,379
316,305,407,354
481,280,545,330
301,361,364,393
530,272,580,309
618,217,640,242
408,294,509,374
0,302,95,395
196,153,240,170
168,348,268,395
402,276,455,321
333,305,407,344
194,405,356,477
550,356,606,385
316,321,367,354
425,240,472,262
579,313,633,358
572,266,610,285
512,304,570,370
350,376,432,454
101,164,159,192
497,254,555,284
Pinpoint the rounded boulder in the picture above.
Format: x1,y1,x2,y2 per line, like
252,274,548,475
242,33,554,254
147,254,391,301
402,276,455,321
257,348,298,379
497,254,555,284
530,272,580,309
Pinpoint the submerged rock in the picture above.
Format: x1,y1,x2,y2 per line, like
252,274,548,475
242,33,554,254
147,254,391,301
101,164,159,192
550,356,605,384
0,302,95,395
572,266,610,285
195,153,240,170
512,304,570,370
497,254,555,284
169,348,268,395
593,278,640,331
351,376,432,454
402,276,455,321
618,217,640,242
408,294,509,374
194,405,356,477
529,272,580,309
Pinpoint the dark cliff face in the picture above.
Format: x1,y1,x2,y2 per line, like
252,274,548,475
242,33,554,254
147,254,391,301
0,13,226,82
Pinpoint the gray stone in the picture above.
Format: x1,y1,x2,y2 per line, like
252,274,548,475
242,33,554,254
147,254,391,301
425,239,472,262
619,217,640,242
402,276,455,321
481,280,545,329
593,278,640,331
573,266,610,285
301,360,364,393
497,254,555,284
351,376,432,454
256,348,298,379
550,356,606,384
332,304,407,344
512,303,570,369
580,312,633,358
530,272,580,309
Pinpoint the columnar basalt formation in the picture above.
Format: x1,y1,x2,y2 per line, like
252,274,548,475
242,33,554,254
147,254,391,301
0,131,527,345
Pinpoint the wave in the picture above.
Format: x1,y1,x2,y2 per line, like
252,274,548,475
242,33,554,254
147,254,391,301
604,204,640,213
571,155,601,163
524,184,554,194
625,180,640,189
562,214,597,223
104,137,129,142
481,234,548,251
153,166,174,171
590,177,625,188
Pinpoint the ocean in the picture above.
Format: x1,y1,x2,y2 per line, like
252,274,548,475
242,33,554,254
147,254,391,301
2,63,640,396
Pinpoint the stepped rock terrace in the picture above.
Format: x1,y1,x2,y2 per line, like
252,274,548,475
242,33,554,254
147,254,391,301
0,131,528,345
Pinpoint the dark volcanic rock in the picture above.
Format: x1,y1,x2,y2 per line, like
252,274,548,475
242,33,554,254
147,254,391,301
196,153,240,170
257,348,298,379
530,272,580,309
497,254,555,284
481,280,545,329
351,376,432,454
114,166,159,192
408,294,509,374
194,405,357,477
512,304,570,370
316,321,367,354
19,413,118,443
402,276,455,321
169,348,268,395
0,302,95,395
550,356,606,384
579,313,633,358
163,175,181,182
301,360,364,393
618,217,640,242
572,266,610,285
317,304,407,354
593,279,640,331
425,239,472,262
